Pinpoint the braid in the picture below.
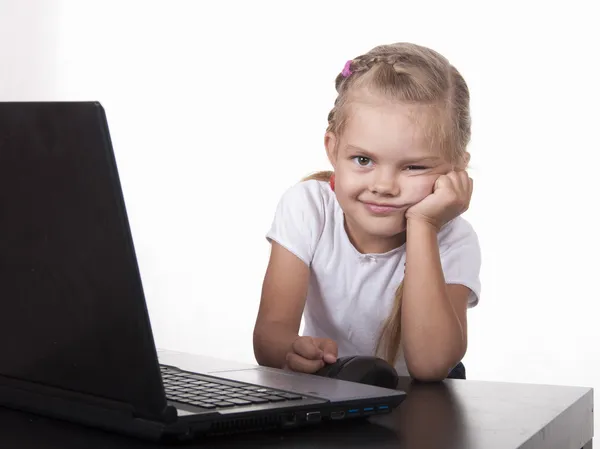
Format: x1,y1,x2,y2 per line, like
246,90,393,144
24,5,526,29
327,44,454,135
328,55,407,131
333,54,411,92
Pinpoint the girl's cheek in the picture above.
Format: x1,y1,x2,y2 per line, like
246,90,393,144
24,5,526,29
403,176,437,201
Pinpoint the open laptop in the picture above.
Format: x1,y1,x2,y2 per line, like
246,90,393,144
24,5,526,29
0,101,405,442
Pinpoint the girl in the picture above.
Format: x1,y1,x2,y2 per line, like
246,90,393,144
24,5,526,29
253,42,481,382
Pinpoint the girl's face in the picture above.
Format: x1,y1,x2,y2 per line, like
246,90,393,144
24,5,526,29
326,96,453,254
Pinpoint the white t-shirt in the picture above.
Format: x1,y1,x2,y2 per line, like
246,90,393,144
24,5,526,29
266,179,481,376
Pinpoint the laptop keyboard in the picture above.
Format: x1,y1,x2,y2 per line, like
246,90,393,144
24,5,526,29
160,365,305,410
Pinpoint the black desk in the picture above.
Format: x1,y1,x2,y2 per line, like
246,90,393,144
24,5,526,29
0,351,594,449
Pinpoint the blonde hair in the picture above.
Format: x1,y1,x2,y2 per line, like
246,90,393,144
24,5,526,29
303,42,472,366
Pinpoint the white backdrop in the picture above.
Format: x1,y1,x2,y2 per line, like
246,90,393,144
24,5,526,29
2,0,599,432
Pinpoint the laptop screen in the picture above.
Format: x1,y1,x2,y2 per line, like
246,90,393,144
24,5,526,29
0,102,167,418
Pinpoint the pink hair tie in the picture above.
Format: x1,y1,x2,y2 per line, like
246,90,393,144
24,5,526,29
342,60,353,77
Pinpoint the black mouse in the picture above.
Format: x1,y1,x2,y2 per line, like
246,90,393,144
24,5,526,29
315,355,399,389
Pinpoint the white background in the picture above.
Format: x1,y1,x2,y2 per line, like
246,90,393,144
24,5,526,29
2,0,599,434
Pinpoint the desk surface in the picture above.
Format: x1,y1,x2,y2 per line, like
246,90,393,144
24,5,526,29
0,351,594,449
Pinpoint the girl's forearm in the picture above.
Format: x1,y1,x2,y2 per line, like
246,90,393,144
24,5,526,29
253,321,299,369
401,219,466,381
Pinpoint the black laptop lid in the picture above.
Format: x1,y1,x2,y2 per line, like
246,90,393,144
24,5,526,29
0,102,169,420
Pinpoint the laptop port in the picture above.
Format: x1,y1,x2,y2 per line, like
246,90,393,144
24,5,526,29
363,407,375,415
281,413,297,427
305,411,321,422
377,405,390,413
347,408,360,416
330,411,345,420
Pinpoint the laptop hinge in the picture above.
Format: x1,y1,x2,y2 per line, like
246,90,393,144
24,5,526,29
0,374,180,423
140,404,178,424
0,374,133,412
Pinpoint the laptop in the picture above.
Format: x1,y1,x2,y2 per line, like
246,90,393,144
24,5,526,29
0,101,406,442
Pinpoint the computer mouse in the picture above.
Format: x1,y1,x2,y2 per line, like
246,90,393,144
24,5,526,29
315,355,399,390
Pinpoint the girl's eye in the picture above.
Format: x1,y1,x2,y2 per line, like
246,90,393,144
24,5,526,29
353,156,372,167
406,165,428,171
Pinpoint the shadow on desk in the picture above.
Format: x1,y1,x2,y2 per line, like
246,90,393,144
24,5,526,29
0,378,468,449
370,377,469,449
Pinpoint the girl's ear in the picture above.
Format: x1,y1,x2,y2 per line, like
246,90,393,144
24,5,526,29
464,152,471,168
324,132,338,168
461,152,471,169
453,152,470,171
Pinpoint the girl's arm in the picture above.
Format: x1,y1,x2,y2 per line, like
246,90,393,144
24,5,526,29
253,242,310,369
401,218,470,381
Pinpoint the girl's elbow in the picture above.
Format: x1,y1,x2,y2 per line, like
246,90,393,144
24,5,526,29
407,364,449,382
406,352,463,382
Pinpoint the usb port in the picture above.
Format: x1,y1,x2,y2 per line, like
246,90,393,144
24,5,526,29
347,408,360,415
363,407,375,415
305,411,321,422
330,411,345,420
377,405,390,412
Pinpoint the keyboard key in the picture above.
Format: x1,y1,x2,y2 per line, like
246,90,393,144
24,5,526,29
278,393,303,400
242,386,266,392
190,401,216,408
242,396,269,404
188,375,208,381
210,379,243,388
214,401,236,407
227,398,252,406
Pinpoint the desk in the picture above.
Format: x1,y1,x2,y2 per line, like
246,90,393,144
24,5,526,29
0,351,593,449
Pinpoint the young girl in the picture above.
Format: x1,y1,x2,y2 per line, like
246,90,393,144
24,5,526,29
253,42,481,382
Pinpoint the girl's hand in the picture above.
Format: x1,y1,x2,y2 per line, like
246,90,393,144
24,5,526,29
405,170,473,231
285,336,338,373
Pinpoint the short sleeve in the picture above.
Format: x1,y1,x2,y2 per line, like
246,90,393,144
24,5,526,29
266,180,326,266
438,217,482,307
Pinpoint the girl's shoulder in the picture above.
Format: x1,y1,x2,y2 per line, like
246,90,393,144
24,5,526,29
282,178,332,200
438,216,480,253
274,179,335,219
266,180,334,265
